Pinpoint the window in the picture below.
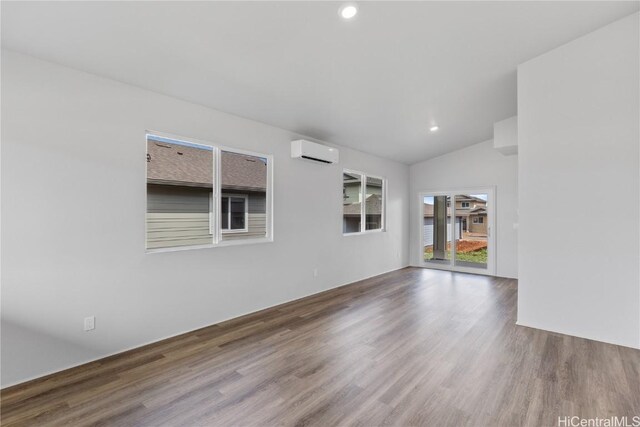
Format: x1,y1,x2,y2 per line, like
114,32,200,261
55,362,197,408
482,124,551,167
461,202,470,208
221,195,248,232
473,217,484,224
473,217,478,223
146,133,272,251
343,169,385,234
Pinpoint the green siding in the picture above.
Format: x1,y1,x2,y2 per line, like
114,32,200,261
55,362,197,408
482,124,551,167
221,192,267,241
146,185,212,249
147,186,268,248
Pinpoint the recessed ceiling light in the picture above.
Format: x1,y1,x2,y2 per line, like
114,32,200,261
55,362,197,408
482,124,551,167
430,125,439,132
339,3,358,20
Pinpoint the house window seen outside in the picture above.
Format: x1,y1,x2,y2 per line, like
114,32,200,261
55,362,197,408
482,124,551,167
221,195,248,232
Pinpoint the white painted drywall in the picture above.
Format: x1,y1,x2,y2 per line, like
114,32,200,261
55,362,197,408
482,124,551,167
409,140,519,279
517,13,639,348
493,116,518,156
0,50,410,387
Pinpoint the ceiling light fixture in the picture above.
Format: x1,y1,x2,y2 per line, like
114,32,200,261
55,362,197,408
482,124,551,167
430,125,439,132
339,3,358,20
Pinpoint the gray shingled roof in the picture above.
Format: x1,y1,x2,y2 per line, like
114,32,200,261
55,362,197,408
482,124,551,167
147,139,266,191
343,194,382,216
221,151,267,191
470,207,487,214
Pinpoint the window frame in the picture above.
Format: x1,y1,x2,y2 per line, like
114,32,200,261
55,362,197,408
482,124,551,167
221,194,249,233
461,201,470,208
146,131,273,253
342,168,386,236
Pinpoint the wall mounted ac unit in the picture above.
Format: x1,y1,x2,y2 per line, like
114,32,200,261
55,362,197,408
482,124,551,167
291,140,339,164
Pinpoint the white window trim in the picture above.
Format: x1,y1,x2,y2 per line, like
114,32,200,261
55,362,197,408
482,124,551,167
461,202,470,208
145,131,273,253
221,194,249,233
209,192,214,235
342,168,386,236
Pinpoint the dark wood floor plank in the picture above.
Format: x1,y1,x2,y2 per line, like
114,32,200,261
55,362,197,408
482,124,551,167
2,267,639,426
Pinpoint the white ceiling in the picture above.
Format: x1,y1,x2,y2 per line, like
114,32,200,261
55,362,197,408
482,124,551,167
2,1,638,164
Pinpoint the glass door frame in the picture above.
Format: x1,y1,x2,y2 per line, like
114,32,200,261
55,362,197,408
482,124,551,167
418,186,496,276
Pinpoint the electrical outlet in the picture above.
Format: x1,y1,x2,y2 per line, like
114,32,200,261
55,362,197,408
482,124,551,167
84,316,95,331
313,268,318,278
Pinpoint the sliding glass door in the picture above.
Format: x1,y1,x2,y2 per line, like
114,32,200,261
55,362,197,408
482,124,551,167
421,188,495,275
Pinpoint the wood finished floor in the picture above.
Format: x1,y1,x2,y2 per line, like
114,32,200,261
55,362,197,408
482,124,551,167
2,267,639,426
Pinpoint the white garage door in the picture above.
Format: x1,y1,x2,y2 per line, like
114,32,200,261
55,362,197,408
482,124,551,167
423,217,460,246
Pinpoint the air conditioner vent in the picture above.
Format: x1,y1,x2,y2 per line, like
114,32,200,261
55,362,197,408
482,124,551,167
301,155,332,164
291,140,339,165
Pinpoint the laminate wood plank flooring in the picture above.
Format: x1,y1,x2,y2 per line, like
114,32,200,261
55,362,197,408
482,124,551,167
2,267,639,426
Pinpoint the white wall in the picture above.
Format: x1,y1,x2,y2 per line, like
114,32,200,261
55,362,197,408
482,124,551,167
0,50,410,387
517,13,639,348
410,140,519,279
493,116,518,156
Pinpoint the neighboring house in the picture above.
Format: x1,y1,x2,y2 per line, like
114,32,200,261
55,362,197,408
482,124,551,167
343,173,362,206
343,173,383,232
146,138,266,249
454,195,487,234
467,206,487,234
343,194,383,232
218,151,268,241
423,195,487,246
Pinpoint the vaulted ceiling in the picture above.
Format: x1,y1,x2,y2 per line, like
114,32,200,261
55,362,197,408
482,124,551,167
2,1,638,163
